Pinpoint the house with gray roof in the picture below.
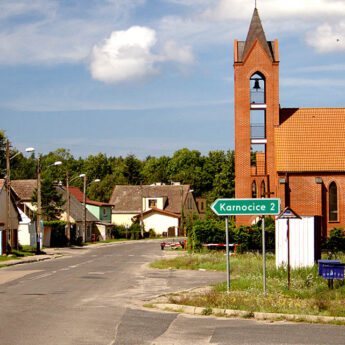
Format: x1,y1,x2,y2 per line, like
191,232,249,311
109,183,199,235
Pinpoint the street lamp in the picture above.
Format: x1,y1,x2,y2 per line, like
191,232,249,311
65,173,85,245
65,174,100,243
180,187,194,237
36,158,62,254
83,177,100,242
5,140,34,253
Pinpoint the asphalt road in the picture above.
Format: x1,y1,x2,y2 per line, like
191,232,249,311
0,241,344,345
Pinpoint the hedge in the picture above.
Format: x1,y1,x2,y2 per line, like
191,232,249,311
188,218,275,252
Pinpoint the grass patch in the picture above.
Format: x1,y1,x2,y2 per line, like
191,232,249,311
153,251,345,318
150,252,226,271
0,246,36,262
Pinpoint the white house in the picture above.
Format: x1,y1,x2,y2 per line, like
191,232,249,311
109,183,199,235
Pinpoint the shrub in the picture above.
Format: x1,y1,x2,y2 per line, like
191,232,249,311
148,229,157,238
130,222,142,240
324,227,345,257
188,217,275,252
112,224,127,239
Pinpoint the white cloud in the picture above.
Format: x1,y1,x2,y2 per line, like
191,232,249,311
0,0,145,65
306,23,345,53
89,26,196,84
90,26,159,83
162,40,195,64
204,0,345,21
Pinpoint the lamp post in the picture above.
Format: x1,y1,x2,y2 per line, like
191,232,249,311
180,187,194,237
75,175,100,243
5,140,34,254
36,159,62,254
66,173,85,243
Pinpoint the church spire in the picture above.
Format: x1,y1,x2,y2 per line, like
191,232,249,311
242,8,273,61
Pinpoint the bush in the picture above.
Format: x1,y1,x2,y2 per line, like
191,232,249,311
112,224,128,239
324,227,345,257
148,229,157,238
130,222,142,240
188,217,275,252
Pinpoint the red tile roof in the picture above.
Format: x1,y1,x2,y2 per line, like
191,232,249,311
67,186,112,207
276,108,345,172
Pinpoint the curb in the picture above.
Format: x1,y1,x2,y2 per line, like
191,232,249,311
150,303,345,324
0,254,62,267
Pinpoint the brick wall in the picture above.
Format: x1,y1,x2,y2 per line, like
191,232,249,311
277,173,345,237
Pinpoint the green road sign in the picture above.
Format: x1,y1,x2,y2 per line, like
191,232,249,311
211,198,281,216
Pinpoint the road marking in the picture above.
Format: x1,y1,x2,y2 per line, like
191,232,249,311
28,272,53,280
88,272,105,275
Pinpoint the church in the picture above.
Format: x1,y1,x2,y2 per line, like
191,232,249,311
234,8,345,238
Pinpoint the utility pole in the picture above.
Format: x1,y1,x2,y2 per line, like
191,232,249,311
180,186,184,236
140,181,144,238
36,156,42,254
83,174,86,242
5,140,11,254
66,168,70,245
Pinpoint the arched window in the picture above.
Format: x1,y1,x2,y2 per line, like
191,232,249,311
252,181,257,198
260,181,266,198
329,182,338,221
250,72,265,104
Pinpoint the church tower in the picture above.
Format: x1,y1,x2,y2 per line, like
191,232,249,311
234,8,280,225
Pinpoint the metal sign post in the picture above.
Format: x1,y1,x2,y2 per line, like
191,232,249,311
276,207,301,290
225,216,230,292
211,198,281,294
262,216,266,295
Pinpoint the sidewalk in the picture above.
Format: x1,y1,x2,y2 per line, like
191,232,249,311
0,241,115,267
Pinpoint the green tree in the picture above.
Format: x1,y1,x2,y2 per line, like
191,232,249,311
121,154,142,185
31,176,65,221
87,174,117,202
83,153,112,182
142,156,171,184
167,148,205,195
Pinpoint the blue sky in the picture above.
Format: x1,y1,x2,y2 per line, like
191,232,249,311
1,0,345,158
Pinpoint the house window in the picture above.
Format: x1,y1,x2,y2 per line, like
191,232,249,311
200,201,204,211
260,181,266,198
250,72,265,104
329,182,338,221
252,181,257,198
149,199,157,208
103,208,108,216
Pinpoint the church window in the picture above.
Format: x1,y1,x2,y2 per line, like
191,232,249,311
252,181,257,198
250,73,265,104
329,182,338,221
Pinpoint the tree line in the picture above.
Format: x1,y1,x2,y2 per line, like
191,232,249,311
0,131,235,207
